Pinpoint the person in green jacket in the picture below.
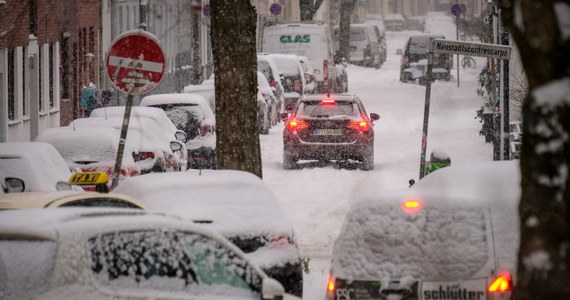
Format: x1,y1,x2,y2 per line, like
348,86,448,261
425,148,451,176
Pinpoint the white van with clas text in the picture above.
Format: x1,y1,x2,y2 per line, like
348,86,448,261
262,22,341,93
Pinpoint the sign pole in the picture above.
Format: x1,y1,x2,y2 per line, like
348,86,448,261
455,2,460,87
419,50,434,180
111,92,133,189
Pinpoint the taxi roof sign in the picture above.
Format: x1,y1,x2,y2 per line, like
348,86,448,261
68,172,109,186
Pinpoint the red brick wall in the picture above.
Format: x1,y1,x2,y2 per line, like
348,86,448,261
1,0,100,126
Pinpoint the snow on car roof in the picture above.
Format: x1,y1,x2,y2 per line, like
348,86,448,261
264,54,302,76
90,106,178,137
113,170,295,237
36,126,136,167
0,142,73,192
69,117,171,154
140,93,216,125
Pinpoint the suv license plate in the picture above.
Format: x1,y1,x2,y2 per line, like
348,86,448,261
313,129,342,136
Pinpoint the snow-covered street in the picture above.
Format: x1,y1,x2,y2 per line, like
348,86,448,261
259,30,493,299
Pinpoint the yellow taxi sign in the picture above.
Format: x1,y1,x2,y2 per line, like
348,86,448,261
68,172,109,186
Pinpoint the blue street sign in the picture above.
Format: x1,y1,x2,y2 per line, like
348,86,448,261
451,3,462,16
270,3,282,16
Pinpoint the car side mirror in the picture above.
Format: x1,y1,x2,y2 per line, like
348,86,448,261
370,113,380,121
4,177,25,193
409,179,416,187
56,181,72,191
170,140,183,152
396,49,403,55
261,278,285,300
280,112,289,123
175,130,187,142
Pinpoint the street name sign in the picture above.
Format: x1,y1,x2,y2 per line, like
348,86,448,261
105,30,166,95
432,39,511,60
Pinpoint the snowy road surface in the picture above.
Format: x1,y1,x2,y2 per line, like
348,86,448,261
259,29,492,299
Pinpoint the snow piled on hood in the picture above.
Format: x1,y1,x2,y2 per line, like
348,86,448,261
113,170,295,236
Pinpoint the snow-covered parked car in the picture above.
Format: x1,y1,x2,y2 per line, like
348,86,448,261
0,142,79,192
262,53,307,112
257,54,286,115
326,161,519,300
36,126,142,189
68,117,184,172
258,71,279,129
90,106,188,170
0,208,290,300
113,170,303,297
140,93,216,169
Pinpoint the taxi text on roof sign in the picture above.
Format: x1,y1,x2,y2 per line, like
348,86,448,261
431,39,511,60
68,172,109,186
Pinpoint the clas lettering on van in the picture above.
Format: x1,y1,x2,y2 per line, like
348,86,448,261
280,35,311,43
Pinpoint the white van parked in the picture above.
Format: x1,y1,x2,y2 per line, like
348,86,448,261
262,22,341,94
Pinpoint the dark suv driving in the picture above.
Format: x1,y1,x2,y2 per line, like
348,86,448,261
282,94,380,170
400,35,452,83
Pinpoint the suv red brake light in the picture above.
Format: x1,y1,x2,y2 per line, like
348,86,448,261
326,275,335,293
288,119,309,130
347,119,369,131
488,272,512,293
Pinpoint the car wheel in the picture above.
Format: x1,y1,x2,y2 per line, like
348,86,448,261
445,72,451,81
362,152,374,171
283,151,297,170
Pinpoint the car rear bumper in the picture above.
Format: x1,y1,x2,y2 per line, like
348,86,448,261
284,137,373,161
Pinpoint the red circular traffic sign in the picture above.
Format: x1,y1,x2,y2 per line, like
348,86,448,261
105,30,166,95
270,3,282,15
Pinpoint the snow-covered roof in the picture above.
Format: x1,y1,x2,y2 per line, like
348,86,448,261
113,170,295,237
263,54,303,76
0,142,74,192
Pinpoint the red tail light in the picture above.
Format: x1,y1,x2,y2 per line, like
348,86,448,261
347,119,369,131
323,59,329,81
403,55,409,65
288,118,309,130
270,234,289,247
199,125,214,137
327,275,336,293
269,79,276,87
488,272,512,293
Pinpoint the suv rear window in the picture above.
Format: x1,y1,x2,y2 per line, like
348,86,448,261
333,202,490,280
297,101,359,118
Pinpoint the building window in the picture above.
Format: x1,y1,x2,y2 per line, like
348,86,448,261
60,34,70,99
49,44,54,109
22,47,28,116
38,45,43,112
29,0,38,36
89,27,95,83
8,48,15,120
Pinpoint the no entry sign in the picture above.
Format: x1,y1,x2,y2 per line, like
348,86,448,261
105,30,166,95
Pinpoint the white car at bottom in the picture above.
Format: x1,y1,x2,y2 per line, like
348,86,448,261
0,208,297,300
326,161,519,300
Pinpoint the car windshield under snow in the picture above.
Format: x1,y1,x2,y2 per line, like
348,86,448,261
89,229,261,297
297,101,358,118
152,104,203,140
332,202,490,280
350,28,367,42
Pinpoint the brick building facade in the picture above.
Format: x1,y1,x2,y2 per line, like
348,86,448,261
0,0,99,142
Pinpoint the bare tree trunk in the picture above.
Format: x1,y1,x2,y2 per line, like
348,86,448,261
500,0,570,298
300,0,325,21
338,0,357,61
211,0,262,178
